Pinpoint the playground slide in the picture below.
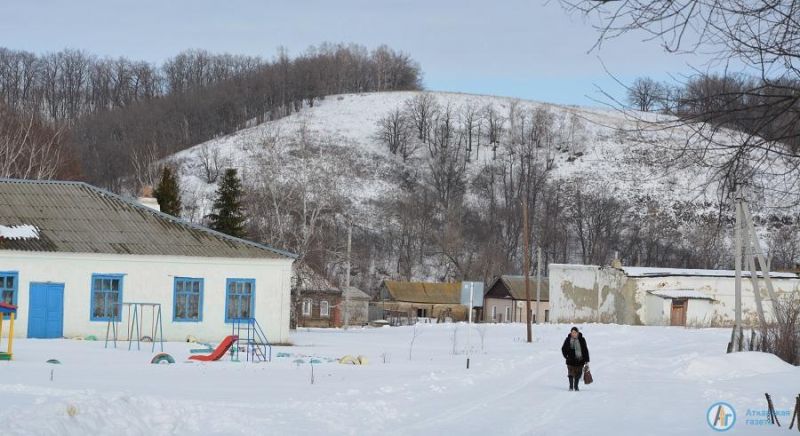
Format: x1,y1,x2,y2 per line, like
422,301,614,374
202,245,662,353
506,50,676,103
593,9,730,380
188,335,238,361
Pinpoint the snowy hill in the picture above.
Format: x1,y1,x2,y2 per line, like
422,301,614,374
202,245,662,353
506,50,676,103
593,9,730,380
161,91,798,279
169,91,789,221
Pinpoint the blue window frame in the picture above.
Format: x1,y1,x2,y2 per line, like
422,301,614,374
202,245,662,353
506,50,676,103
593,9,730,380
173,277,203,322
0,272,18,319
90,274,123,321
225,278,255,322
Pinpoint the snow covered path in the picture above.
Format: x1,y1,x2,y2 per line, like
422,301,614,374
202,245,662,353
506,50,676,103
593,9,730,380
0,324,797,435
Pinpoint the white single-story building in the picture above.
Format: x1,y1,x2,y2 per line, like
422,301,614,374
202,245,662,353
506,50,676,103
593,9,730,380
549,264,800,327
0,179,295,343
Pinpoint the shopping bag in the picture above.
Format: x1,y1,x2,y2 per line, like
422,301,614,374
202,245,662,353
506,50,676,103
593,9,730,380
583,364,593,385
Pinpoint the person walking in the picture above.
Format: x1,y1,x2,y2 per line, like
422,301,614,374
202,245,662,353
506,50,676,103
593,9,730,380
561,326,590,391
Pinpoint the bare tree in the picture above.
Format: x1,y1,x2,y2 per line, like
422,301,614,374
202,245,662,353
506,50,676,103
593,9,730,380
405,93,439,143
627,77,665,112
197,143,225,183
0,104,63,179
483,104,505,158
561,0,800,203
460,101,481,161
376,108,414,159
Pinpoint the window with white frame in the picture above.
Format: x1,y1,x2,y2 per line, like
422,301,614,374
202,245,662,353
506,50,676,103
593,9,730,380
302,298,312,316
505,306,511,323
320,300,329,317
491,305,497,321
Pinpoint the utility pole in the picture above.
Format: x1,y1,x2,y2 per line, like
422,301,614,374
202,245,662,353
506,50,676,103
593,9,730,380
467,281,473,369
344,222,352,329
732,189,743,352
523,198,532,343
536,246,542,324
741,200,784,326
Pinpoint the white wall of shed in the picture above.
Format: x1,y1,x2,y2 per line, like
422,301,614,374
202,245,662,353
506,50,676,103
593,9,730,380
0,251,293,343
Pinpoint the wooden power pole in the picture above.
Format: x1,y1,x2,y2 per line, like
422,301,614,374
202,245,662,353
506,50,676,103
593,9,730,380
523,198,532,343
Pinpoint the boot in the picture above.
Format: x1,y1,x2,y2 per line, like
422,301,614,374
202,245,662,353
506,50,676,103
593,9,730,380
574,375,580,391
568,376,574,391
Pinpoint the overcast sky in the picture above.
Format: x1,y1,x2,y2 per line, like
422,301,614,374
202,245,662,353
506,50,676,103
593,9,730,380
0,0,709,106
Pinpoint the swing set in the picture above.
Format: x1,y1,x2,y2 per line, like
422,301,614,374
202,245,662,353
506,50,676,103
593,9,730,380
104,302,164,352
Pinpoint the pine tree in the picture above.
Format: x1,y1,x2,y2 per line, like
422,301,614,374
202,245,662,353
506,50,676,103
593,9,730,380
154,166,182,216
208,168,246,238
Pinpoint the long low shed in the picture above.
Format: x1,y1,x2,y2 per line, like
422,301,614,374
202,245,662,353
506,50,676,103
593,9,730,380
0,179,295,343
549,264,800,327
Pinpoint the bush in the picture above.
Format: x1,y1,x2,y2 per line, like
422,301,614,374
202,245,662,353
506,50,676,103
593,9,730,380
760,294,800,366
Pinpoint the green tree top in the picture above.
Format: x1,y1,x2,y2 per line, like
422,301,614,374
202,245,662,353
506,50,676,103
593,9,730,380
209,168,246,238
154,166,182,217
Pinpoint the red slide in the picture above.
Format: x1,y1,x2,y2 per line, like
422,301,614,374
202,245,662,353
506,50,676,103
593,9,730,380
189,335,238,361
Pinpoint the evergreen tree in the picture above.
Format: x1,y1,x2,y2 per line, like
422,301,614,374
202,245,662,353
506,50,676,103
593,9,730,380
153,166,182,216
208,168,246,238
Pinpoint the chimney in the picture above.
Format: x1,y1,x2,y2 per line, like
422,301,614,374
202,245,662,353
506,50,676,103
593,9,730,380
610,251,622,269
137,185,161,212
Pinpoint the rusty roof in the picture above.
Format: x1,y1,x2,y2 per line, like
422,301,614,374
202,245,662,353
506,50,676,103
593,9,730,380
293,263,340,293
342,286,371,300
486,275,549,301
0,179,295,259
382,280,462,304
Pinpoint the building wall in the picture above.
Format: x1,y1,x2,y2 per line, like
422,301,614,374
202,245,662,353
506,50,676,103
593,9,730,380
380,301,468,321
549,264,628,323
343,299,369,326
0,250,293,343
297,292,341,328
483,297,549,323
550,264,800,326
631,274,799,326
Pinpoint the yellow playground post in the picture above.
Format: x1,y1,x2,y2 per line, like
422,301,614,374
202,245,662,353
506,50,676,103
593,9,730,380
0,302,17,360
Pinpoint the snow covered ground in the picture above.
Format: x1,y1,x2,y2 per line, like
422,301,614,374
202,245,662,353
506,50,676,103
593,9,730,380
1,323,797,435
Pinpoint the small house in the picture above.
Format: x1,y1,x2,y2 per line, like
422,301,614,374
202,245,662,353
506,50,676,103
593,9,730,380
293,264,341,328
483,275,549,323
379,280,466,323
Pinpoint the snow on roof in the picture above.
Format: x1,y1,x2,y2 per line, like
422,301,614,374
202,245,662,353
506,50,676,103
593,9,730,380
621,266,799,279
648,289,715,300
0,224,39,240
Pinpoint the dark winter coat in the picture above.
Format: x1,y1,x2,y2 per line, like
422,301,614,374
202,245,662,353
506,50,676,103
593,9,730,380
561,333,590,366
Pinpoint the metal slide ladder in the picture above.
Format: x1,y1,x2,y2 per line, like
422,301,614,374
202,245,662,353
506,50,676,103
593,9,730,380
231,318,272,362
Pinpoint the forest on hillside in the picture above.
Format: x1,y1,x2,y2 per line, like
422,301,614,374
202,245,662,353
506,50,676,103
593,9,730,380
0,43,421,190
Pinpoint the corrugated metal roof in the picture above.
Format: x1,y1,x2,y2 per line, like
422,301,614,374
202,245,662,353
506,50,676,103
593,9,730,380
382,280,462,304
342,286,371,300
487,275,550,301
0,179,295,259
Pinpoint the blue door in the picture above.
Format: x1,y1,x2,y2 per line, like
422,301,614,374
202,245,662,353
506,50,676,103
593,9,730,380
28,283,64,338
